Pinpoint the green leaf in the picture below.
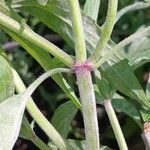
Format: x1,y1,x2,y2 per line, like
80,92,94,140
37,0,48,5
0,0,10,15
116,2,150,23
0,68,70,149
101,59,150,109
20,116,50,150
128,36,150,69
67,139,112,150
0,93,27,150
84,0,101,21
95,70,116,101
51,101,78,138
129,49,150,70
140,109,150,122
111,94,142,127
0,55,14,102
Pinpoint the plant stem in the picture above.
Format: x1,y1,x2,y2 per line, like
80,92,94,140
26,99,68,150
94,26,150,68
67,0,99,149
12,69,68,150
141,121,150,150
67,0,87,64
104,100,128,150
68,1,99,149
0,12,74,67
116,2,150,23
89,0,118,64
76,67,99,150
31,136,51,150
142,132,150,150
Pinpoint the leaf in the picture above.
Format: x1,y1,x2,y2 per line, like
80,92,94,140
0,68,70,149
95,70,116,101
37,0,48,6
51,101,78,138
128,36,150,69
67,139,112,150
0,94,27,150
101,59,150,109
84,0,101,21
128,35,150,58
20,116,50,150
0,0,10,15
0,55,14,102
0,5,81,109
140,109,150,122
116,2,150,23
111,94,142,127
129,49,150,70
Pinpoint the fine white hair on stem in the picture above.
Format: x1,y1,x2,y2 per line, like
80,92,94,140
95,26,150,68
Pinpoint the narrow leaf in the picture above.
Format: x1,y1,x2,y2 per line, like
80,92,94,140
37,0,48,6
111,94,141,127
0,55,14,102
101,59,150,109
84,0,101,21
51,101,78,138
20,116,50,150
116,2,150,23
67,139,112,150
128,35,150,69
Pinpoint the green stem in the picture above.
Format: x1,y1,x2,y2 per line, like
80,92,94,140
94,26,150,68
12,69,69,150
0,12,74,67
26,100,68,150
67,0,87,63
141,131,150,150
88,0,118,64
76,69,99,150
104,100,128,150
68,1,99,149
31,136,51,150
116,2,150,23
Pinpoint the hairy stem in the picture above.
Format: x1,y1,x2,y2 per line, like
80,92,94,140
116,2,150,23
67,0,87,63
68,1,99,149
75,66,99,150
0,12,74,67
141,122,150,150
12,69,69,150
95,26,150,68
104,100,128,150
142,132,150,150
89,0,118,64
